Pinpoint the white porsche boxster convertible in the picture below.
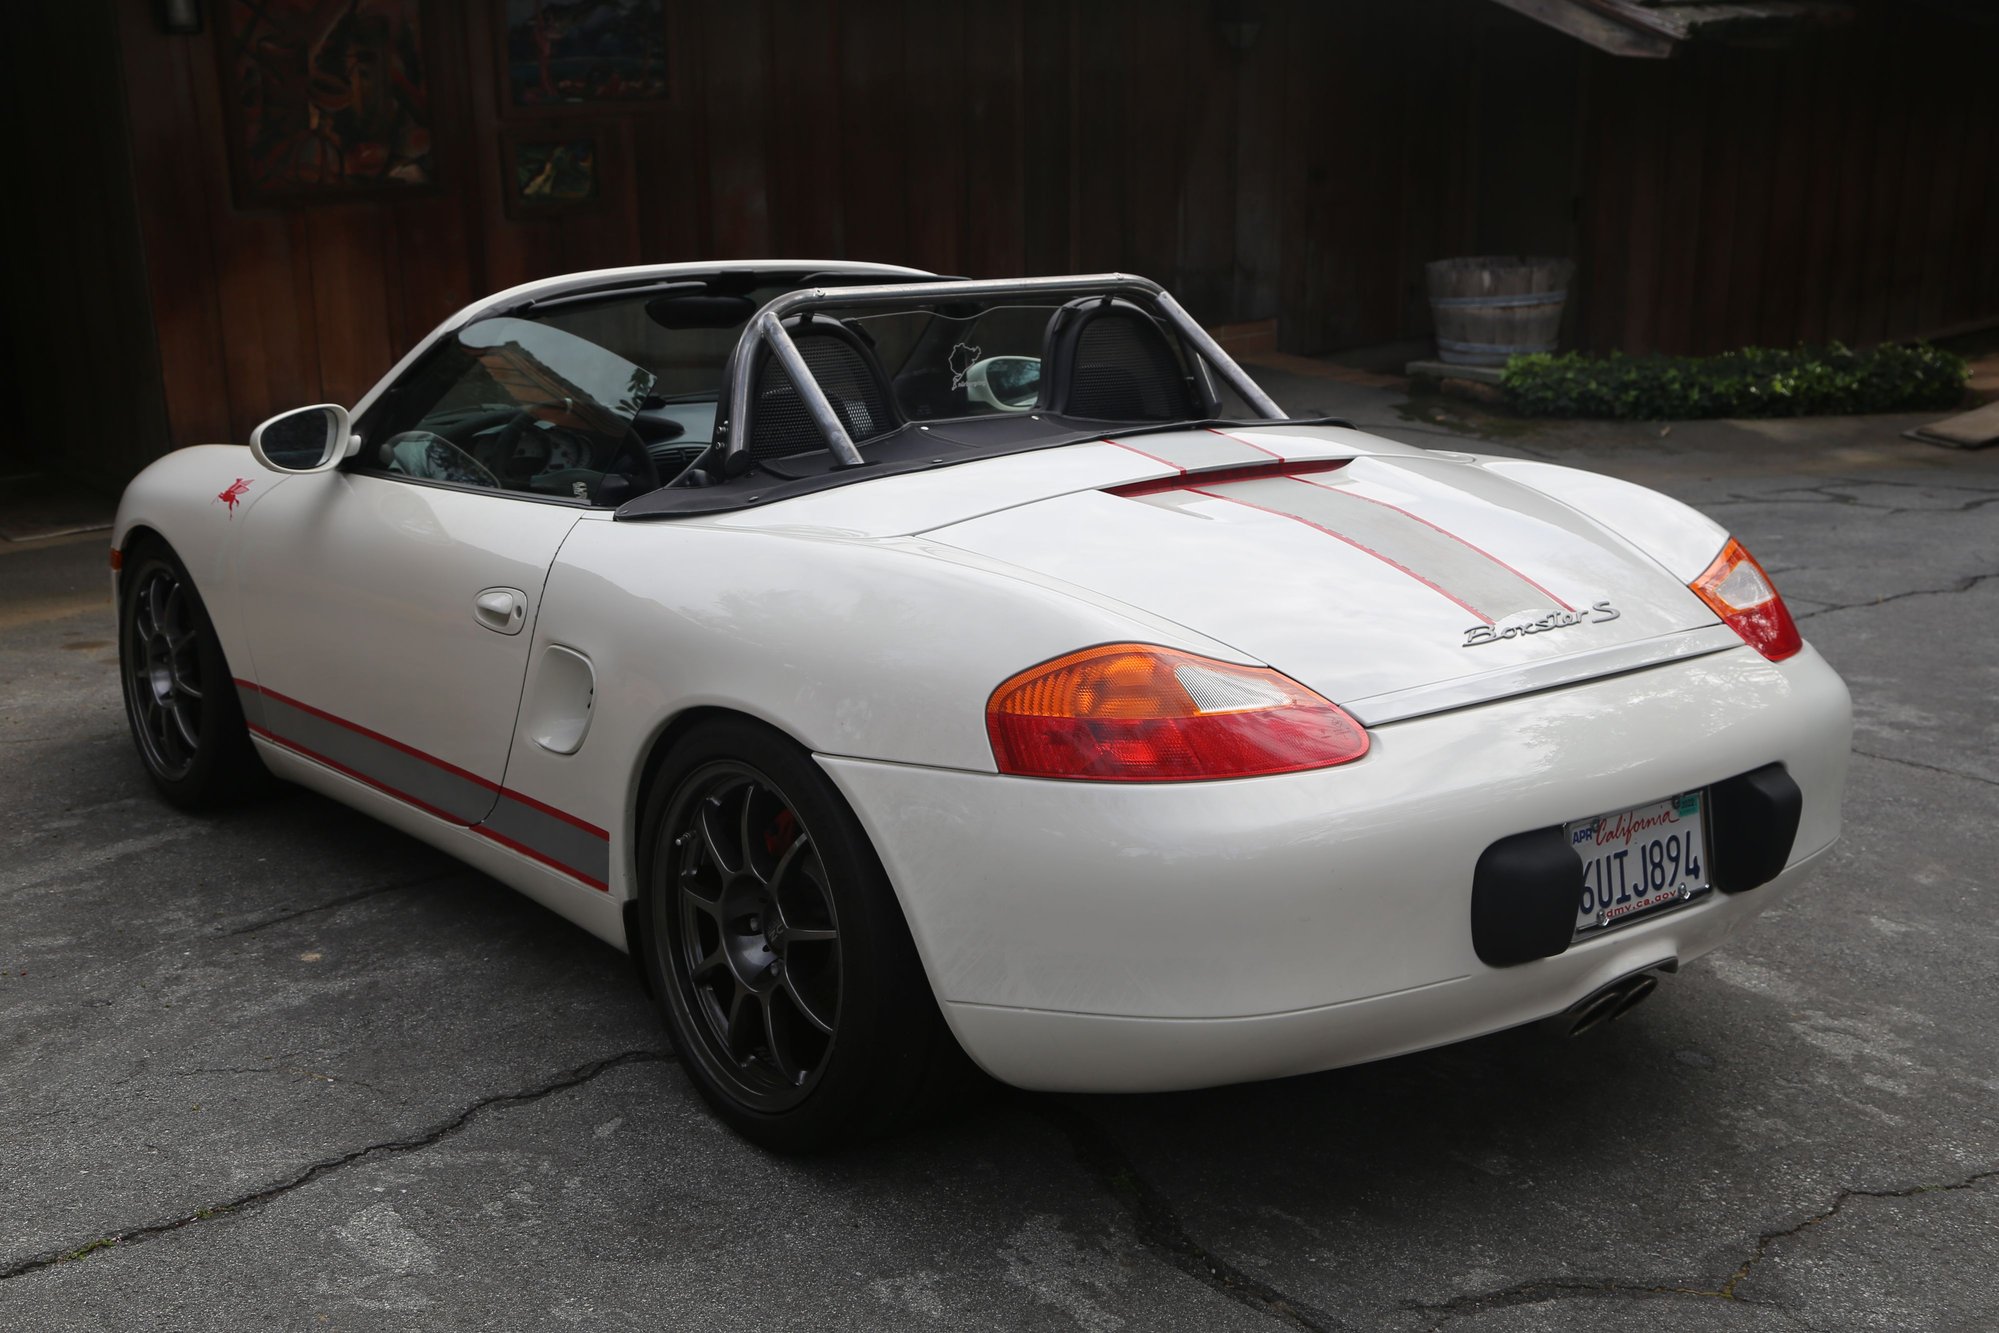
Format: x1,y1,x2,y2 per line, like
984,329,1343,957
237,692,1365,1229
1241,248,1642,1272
114,262,1851,1149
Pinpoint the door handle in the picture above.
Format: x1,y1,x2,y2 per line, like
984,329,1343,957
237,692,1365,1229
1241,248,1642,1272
474,587,528,635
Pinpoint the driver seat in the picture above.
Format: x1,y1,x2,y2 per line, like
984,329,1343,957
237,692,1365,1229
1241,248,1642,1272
1035,296,1212,422
727,315,902,462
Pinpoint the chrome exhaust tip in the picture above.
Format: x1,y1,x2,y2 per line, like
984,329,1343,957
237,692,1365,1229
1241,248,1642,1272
1608,972,1658,1021
1566,970,1663,1037
1566,986,1626,1037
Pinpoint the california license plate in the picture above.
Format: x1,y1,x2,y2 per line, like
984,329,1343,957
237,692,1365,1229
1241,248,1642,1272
1568,791,1710,937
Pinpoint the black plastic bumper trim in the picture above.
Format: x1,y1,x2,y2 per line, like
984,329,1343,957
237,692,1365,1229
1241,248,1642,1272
1469,761,1806,968
1708,762,1803,894
1470,826,1584,968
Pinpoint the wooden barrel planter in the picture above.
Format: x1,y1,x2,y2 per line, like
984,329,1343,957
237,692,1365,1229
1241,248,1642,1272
1425,257,1575,367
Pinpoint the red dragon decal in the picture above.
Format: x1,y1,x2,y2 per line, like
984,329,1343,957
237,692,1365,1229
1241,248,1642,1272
216,478,252,515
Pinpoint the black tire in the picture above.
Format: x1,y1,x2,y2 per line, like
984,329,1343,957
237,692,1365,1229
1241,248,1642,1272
637,717,971,1152
118,538,267,810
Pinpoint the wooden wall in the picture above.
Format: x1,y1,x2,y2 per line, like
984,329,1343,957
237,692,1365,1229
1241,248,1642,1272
88,0,1999,475
110,0,1531,457
4,1,171,484
1574,3,1999,356
108,0,1238,453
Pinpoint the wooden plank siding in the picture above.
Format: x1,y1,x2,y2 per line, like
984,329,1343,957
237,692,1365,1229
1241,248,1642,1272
1574,3,1999,355
95,0,1999,465
2,0,172,485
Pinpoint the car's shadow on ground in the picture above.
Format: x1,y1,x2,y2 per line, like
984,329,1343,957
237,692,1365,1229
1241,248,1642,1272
208,779,1747,1283
19,707,1928,1328
208,774,1720,1183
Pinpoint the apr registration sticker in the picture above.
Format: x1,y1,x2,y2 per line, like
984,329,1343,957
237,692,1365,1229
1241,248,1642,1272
1567,791,1710,937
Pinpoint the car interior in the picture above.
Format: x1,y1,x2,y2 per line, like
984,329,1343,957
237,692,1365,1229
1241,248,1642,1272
351,270,1231,513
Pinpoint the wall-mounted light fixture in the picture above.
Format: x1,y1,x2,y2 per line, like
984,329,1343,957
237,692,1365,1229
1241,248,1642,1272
159,0,203,35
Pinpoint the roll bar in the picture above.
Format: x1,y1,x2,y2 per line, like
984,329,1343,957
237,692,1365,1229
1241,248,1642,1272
720,273,1285,467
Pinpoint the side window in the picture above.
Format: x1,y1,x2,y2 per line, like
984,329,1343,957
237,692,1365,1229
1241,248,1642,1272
356,317,658,505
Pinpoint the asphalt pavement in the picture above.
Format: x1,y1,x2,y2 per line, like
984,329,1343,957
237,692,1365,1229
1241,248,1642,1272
3,382,1995,1332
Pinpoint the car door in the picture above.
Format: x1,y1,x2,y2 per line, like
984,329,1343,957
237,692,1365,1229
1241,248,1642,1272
234,315,657,825
234,475,581,824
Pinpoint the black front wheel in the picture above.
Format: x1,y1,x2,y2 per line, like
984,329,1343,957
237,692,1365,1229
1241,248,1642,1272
639,718,971,1151
118,539,266,809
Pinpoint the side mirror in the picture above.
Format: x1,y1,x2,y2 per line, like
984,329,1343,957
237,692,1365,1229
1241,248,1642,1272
964,356,1042,412
249,404,352,474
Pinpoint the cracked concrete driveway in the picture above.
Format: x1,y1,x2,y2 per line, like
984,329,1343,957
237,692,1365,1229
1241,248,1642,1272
3,394,1995,1332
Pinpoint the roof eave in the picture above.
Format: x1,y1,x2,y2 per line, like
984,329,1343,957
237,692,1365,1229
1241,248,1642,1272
1488,0,1856,58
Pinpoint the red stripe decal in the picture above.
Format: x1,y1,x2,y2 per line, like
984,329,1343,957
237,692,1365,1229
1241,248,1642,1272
1188,487,1496,625
1286,475,1575,611
236,679,500,793
473,826,609,892
1103,439,1188,473
1205,427,1285,460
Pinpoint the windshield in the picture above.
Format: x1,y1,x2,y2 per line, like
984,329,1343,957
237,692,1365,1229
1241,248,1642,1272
534,292,1081,424
537,284,800,401
457,317,655,420
355,276,1227,509
827,301,1062,420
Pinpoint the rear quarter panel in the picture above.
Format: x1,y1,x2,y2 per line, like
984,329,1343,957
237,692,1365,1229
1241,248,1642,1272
502,516,1251,899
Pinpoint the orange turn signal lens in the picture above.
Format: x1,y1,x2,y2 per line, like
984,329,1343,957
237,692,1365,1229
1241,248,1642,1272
1690,538,1802,662
986,643,1370,782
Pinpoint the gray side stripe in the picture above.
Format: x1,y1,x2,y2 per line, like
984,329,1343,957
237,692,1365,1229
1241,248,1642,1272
238,683,611,892
241,684,496,824
480,793,611,890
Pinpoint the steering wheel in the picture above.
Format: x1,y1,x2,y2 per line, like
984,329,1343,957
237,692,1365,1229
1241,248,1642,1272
607,421,664,496
477,409,552,483
379,431,501,488
480,408,662,500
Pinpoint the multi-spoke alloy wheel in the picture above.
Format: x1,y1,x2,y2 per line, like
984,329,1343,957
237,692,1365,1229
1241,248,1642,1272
125,564,206,781
117,542,264,809
640,718,973,1151
663,763,842,1110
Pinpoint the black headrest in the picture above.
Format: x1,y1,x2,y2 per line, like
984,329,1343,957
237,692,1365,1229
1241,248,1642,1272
1036,297,1210,422
717,316,902,463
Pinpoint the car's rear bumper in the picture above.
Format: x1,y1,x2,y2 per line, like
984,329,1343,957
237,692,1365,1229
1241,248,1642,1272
936,846,1828,1092
820,643,1851,1093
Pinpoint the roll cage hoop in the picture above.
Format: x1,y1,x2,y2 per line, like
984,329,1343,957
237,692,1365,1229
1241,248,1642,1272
718,273,1285,468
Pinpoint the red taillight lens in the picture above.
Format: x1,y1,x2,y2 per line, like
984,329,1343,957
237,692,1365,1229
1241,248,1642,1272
1690,538,1802,662
986,643,1370,782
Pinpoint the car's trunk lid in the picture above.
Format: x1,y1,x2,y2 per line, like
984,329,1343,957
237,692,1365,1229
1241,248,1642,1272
923,428,1728,717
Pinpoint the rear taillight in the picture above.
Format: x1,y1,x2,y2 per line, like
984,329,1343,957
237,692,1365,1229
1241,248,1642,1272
1690,538,1802,662
986,643,1370,782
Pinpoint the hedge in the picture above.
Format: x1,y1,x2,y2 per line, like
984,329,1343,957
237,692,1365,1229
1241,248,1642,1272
1498,342,1968,420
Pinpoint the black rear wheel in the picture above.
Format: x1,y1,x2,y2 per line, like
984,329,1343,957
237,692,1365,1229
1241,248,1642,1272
639,718,971,1151
118,539,266,809
667,760,844,1111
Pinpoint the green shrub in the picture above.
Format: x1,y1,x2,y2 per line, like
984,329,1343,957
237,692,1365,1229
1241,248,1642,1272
1498,342,1969,420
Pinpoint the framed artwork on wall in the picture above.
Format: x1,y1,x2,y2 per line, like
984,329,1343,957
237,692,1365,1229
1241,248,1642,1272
500,0,670,110
217,0,437,205
500,128,611,217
